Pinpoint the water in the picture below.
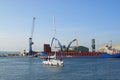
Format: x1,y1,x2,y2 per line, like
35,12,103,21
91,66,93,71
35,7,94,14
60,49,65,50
0,51,19,54
0,57,120,80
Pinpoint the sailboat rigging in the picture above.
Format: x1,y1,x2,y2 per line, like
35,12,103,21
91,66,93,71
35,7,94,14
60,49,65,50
42,16,64,67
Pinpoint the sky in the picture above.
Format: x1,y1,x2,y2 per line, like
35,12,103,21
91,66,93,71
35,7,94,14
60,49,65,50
0,0,120,51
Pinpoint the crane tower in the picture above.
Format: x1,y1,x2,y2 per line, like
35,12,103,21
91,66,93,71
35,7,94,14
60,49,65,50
91,39,95,52
29,17,36,55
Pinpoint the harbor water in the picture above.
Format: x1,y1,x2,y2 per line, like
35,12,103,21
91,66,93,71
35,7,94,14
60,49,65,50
0,57,120,80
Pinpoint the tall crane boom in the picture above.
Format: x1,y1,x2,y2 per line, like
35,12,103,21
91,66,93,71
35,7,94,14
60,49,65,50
66,39,78,52
31,17,36,38
29,17,36,55
51,37,63,52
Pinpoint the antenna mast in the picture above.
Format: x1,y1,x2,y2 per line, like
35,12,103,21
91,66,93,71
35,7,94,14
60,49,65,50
110,40,112,48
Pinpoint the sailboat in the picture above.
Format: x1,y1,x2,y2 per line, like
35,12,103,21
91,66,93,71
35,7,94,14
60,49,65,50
42,53,64,66
42,16,64,67
42,37,64,67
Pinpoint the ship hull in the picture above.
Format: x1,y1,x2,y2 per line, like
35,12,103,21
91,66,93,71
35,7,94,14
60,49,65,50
98,53,120,58
64,53,120,58
44,52,120,58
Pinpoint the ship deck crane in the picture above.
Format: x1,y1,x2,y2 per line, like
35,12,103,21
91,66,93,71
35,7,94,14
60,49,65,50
66,39,78,52
29,17,36,55
51,37,63,52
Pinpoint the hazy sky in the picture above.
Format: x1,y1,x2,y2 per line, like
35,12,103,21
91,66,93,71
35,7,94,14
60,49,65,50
0,0,120,51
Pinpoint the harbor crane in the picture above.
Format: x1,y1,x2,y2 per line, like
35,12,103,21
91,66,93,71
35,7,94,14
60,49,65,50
51,37,63,52
29,17,36,55
66,39,78,52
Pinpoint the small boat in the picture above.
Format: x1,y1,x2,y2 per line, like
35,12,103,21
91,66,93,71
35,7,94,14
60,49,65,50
42,17,64,66
42,53,64,67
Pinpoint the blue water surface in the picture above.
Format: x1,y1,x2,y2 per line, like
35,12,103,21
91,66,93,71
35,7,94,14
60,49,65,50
0,57,120,80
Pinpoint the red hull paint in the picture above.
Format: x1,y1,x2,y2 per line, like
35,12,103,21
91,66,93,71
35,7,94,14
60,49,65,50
45,52,101,57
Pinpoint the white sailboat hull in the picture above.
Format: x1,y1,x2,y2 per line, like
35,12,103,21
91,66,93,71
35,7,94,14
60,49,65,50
42,59,64,67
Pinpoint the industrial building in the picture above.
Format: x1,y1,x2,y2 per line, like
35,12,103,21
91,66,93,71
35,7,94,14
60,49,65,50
71,46,89,52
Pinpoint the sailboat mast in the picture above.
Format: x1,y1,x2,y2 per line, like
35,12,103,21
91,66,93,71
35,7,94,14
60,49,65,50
53,16,56,38
53,16,57,59
53,16,56,47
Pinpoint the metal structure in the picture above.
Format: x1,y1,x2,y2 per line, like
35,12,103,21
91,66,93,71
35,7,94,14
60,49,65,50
66,39,78,52
110,40,112,48
29,17,36,55
91,39,95,52
51,37,63,52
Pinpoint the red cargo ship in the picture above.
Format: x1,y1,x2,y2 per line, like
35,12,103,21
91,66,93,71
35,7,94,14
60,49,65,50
42,44,120,58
